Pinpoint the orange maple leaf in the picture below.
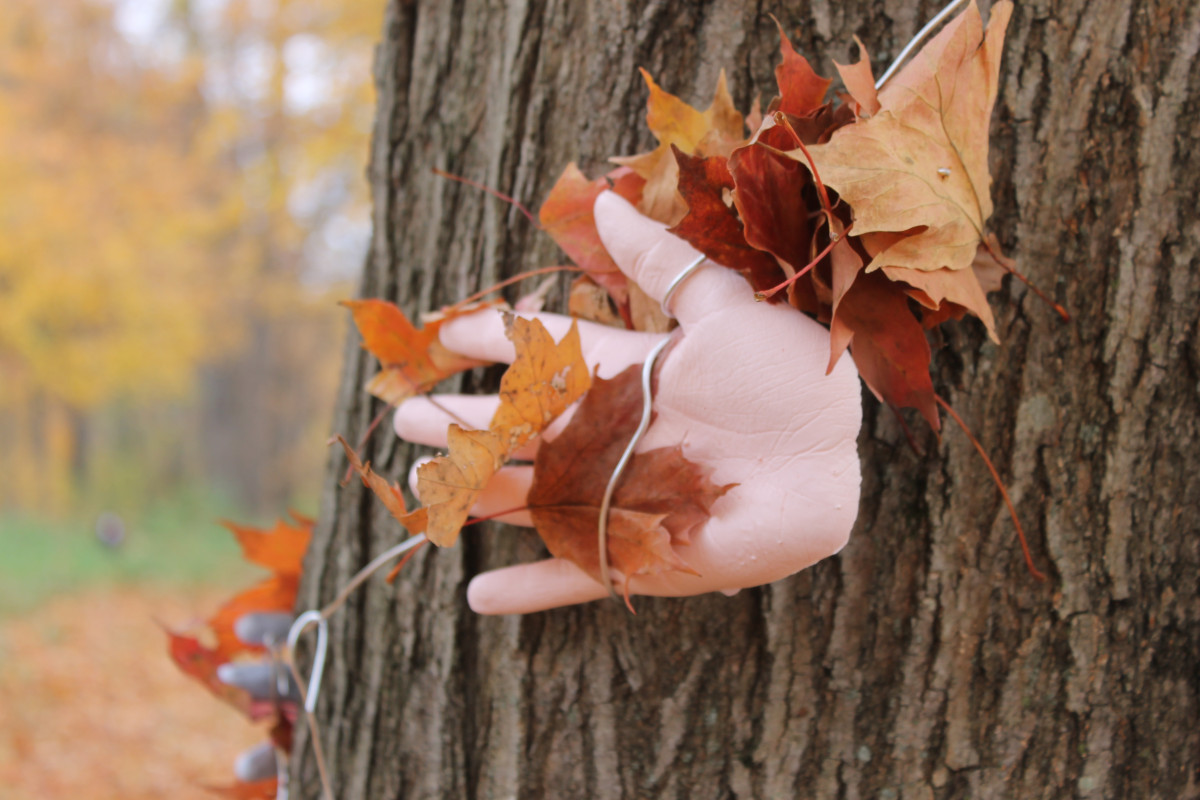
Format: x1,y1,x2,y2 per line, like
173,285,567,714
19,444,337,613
222,515,310,576
167,516,311,715
529,365,732,605
539,164,641,307
343,298,493,405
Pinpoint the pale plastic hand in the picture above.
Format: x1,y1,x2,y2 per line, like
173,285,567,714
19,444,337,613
393,192,862,614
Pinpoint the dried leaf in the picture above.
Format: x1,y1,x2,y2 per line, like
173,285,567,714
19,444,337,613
529,365,733,601
728,116,814,284
207,575,299,659
830,269,939,429
804,1,1012,275
166,630,254,717
412,316,591,546
773,22,832,117
539,163,631,305
567,275,624,328
338,434,410,524
343,299,491,405
834,36,881,117
613,69,746,224
670,146,786,297
221,517,309,577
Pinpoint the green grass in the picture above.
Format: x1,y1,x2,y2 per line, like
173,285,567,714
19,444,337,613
0,489,282,615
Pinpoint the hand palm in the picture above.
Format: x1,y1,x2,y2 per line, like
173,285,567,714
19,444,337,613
394,192,861,614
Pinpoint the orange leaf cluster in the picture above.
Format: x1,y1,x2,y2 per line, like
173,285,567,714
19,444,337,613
529,365,733,606
348,315,592,547
536,1,1015,430
166,515,311,798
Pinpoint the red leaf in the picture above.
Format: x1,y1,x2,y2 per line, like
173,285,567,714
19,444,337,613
165,630,254,716
729,116,815,280
830,270,939,429
774,22,832,117
669,146,785,296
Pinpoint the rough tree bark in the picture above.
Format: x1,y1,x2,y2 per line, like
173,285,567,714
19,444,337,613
293,1,1200,797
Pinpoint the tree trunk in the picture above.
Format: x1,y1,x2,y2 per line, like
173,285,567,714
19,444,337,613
293,1,1200,797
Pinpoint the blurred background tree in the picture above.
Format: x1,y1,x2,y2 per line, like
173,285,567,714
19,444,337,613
0,0,383,518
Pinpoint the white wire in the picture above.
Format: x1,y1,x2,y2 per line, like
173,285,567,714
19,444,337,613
874,0,969,89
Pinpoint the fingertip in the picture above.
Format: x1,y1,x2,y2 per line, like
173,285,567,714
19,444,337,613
467,559,608,615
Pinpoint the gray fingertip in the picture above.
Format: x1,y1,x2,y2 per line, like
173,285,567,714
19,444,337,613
217,661,300,702
234,612,295,646
233,741,278,783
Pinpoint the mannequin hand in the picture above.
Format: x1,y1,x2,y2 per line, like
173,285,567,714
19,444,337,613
394,192,862,614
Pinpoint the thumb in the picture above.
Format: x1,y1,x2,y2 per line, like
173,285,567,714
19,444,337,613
594,192,755,325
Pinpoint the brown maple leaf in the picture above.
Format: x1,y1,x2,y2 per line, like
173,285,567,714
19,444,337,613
528,365,733,605
343,298,493,405
405,315,591,547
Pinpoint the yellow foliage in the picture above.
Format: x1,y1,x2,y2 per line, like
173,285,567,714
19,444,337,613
0,0,384,512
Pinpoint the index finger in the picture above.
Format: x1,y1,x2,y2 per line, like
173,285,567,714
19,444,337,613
593,192,759,325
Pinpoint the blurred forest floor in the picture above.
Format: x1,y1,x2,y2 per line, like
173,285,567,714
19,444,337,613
0,586,267,799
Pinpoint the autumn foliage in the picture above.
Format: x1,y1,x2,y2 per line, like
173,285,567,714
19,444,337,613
167,515,312,797
337,0,1023,594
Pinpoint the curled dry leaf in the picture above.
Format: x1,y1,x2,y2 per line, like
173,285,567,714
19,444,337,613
539,163,642,309
404,315,591,547
343,298,493,405
804,1,1012,279
529,365,733,606
338,434,410,524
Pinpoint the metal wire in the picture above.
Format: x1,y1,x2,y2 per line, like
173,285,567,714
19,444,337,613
874,0,969,89
597,254,709,602
660,254,708,317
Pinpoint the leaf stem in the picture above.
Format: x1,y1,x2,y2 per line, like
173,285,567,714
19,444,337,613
935,394,1047,581
755,221,854,301
431,167,540,226
446,265,583,312
772,113,834,217
983,238,1071,322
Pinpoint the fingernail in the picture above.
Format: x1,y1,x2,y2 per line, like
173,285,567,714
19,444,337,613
217,661,300,702
234,612,295,646
234,741,277,782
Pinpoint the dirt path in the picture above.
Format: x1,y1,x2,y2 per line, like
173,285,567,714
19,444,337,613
0,586,266,799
